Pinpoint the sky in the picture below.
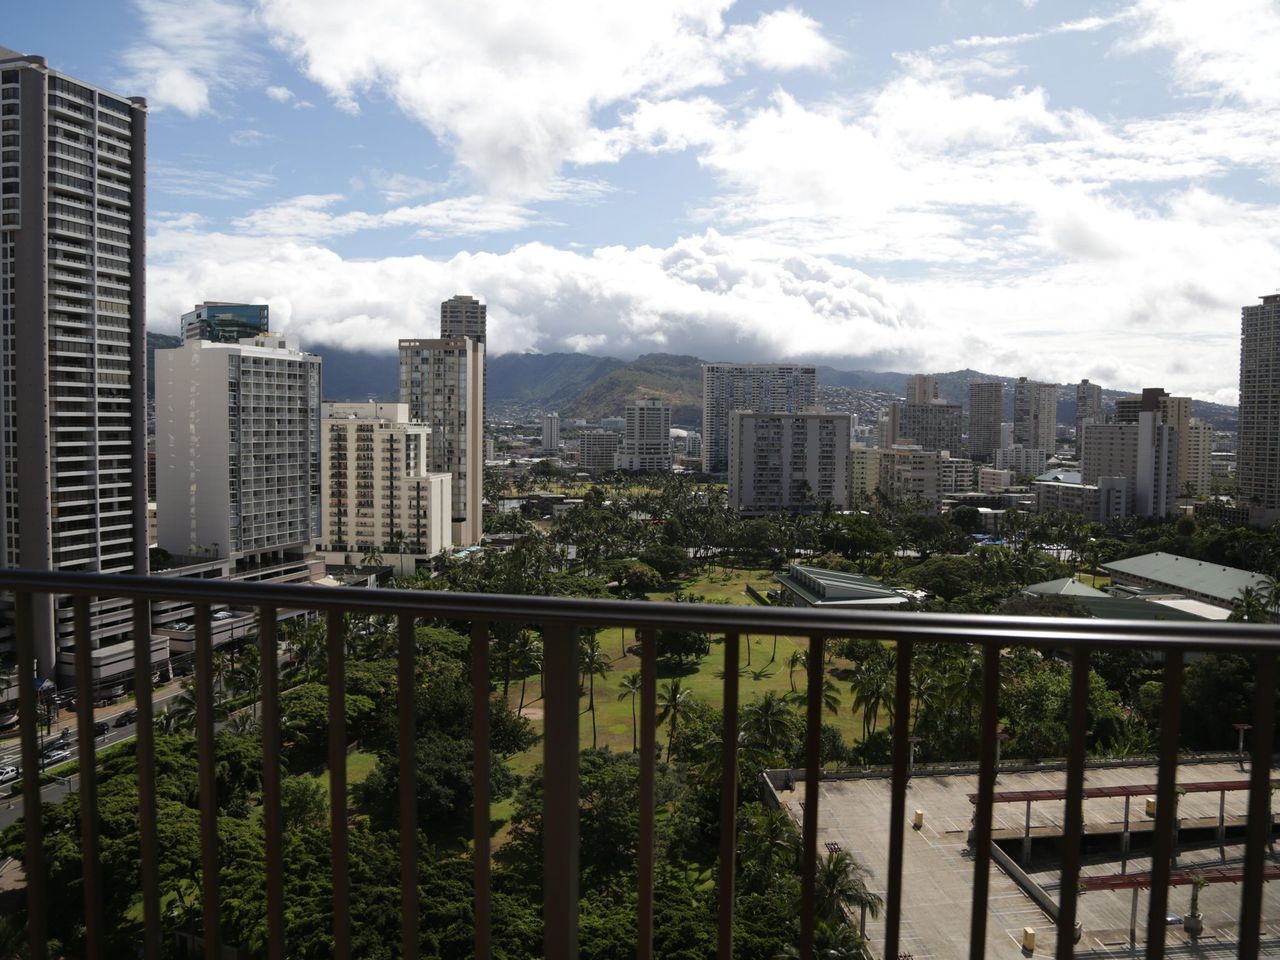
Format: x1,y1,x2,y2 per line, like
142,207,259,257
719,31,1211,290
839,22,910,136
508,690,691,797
7,0,1279,403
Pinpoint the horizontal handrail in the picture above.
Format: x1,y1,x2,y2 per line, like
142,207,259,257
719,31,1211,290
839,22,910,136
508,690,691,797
1,568,1278,651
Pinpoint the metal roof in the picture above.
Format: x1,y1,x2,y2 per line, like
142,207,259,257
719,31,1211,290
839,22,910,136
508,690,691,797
1081,865,1280,892
1101,551,1271,604
1025,577,1109,598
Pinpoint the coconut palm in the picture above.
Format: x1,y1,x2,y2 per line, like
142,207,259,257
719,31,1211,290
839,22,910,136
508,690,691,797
787,650,807,693
617,672,643,753
815,849,883,926
360,543,383,568
580,637,612,749
656,678,694,762
788,676,842,717
850,651,894,743
741,691,801,755
515,634,543,713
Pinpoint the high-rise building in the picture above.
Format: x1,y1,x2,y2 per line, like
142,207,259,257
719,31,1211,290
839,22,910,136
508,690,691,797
1013,377,1057,452
1115,387,1193,501
439,294,486,342
1075,379,1103,456
0,50,150,680
878,445,942,507
1182,418,1213,498
968,382,1003,463
905,374,939,405
938,454,975,495
579,430,620,474
1239,294,1280,511
897,399,963,454
620,399,672,472
994,445,1048,476
156,333,322,569
182,301,268,343
1080,413,1178,518
848,445,882,504
542,412,561,454
729,410,850,514
320,402,451,572
400,336,485,545
702,363,816,473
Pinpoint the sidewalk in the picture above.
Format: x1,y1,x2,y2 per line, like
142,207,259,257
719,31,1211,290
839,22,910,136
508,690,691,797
1,675,188,745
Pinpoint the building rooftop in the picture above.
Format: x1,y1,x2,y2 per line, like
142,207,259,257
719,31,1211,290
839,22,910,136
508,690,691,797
774,565,909,608
1024,577,1109,598
772,759,1274,960
1036,469,1082,483
1101,551,1270,605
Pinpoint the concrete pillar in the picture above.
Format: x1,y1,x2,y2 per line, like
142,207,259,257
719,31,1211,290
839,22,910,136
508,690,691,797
1022,799,1033,866
1122,795,1131,862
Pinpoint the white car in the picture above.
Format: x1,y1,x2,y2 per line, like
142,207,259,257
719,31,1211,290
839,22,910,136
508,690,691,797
0,766,18,784
40,748,71,768
212,611,236,621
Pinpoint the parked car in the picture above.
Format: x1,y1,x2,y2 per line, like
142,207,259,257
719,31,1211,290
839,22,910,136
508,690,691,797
113,708,137,728
212,610,236,621
93,720,110,736
98,685,125,704
0,766,18,784
0,712,18,731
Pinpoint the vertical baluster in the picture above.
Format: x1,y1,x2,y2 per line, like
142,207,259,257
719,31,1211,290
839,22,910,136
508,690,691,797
637,626,656,960
193,601,220,960
883,638,914,960
1238,651,1276,960
15,591,48,958
799,634,825,957
401,613,421,959
72,595,102,958
1056,647,1091,960
131,597,162,960
542,622,579,960
969,641,1001,960
1144,650,1183,960
327,609,350,959
258,607,286,960
470,620,489,960
718,632,740,960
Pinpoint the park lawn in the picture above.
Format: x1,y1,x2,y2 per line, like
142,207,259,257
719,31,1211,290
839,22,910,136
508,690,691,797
502,566,874,767
311,748,379,795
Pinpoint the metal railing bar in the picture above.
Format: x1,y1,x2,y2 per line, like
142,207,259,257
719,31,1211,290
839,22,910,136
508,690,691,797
193,602,221,960
73,595,103,959
637,627,657,960
968,642,1001,960
718,632,741,960
131,596,162,960
399,613,421,960
1055,648,1091,960
542,623,579,960
2,570,1277,652
327,609,350,959
15,591,48,959
883,638,914,960
1238,650,1276,960
470,619,489,960
1144,650,1183,960
258,606,286,960
799,633,825,957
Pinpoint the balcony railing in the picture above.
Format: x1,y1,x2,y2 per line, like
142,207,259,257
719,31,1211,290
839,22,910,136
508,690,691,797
0,568,1276,960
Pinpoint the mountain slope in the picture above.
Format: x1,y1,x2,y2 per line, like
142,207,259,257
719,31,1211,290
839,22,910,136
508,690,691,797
564,353,705,424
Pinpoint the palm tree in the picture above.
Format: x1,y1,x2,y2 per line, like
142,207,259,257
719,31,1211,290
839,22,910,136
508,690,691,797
360,543,383,568
580,637,612,749
656,678,694,762
815,848,883,927
741,691,800,755
617,672,642,753
787,650,807,693
850,652,894,743
515,634,543,713
386,529,409,577
789,676,841,717
1231,585,1269,623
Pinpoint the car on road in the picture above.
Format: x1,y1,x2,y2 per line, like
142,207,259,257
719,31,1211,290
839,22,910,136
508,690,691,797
212,610,237,621
0,712,17,731
99,685,126,704
93,720,110,736
40,748,71,768
0,766,18,784
113,708,138,728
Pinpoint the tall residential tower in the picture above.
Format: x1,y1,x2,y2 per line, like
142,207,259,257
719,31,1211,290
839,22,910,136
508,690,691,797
0,50,149,680
1239,294,1280,512
702,363,816,474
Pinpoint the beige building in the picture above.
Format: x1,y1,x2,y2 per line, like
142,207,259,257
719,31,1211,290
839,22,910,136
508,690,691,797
1182,418,1213,497
848,445,882,504
320,402,452,573
620,398,672,472
939,454,975,495
400,336,484,545
702,363,816,473
994,445,1048,476
978,467,1014,493
1034,477,1128,522
1080,412,1178,517
729,410,850,514
579,430,620,474
1239,294,1280,513
1013,377,1057,452
878,444,942,506
1075,379,1103,456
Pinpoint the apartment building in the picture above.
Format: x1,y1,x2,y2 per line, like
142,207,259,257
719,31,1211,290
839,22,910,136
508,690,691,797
938,454,976,495
1080,412,1178,517
156,333,322,570
848,445,882,504
1075,379,1103,456
729,411,850,514
968,381,1003,463
320,402,451,572
620,399,672,472
399,336,484,545
1239,294,1280,514
1034,476,1128,523
1013,377,1057,452
994,445,1048,476
0,50,151,680
579,430,620,474
702,363,816,473
877,444,942,507
542,412,561,454
1182,418,1213,497
896,399,963,454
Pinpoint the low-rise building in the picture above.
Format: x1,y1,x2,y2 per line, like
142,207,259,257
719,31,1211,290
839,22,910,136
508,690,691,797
978,467,1014,493
1102,551,1272,611
994,445,1048,476
1033,477,1128,522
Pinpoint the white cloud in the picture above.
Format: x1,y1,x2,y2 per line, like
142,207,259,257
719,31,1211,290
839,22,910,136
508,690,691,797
265,84,294,103
258,0,840,193
151,162,275,200
120,0,259,115
1131,0,1280,107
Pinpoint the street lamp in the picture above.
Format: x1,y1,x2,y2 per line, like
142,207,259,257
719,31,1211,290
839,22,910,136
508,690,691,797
995,731,1011,776
1233,723,1252,771
908,735,924,776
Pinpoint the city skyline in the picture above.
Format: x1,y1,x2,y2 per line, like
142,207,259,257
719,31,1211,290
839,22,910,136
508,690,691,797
4,1,1277,404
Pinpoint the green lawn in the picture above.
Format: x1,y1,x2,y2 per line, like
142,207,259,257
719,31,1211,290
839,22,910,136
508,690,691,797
502,566,874,765
311,748,378,794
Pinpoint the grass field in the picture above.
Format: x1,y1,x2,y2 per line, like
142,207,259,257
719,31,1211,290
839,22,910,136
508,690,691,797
501,566,872,773
311,748,378,794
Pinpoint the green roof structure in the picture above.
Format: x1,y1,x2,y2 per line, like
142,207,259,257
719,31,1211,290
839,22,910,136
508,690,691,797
1101,552,1271,609
774,565,910,608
